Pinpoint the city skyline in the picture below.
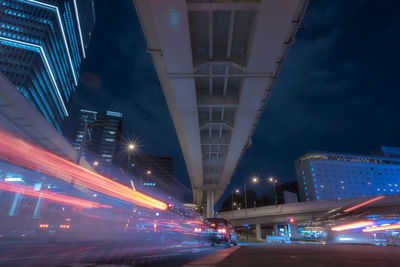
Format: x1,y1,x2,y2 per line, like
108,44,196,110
1,0,400,262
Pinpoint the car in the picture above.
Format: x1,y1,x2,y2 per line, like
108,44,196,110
207,218,238,247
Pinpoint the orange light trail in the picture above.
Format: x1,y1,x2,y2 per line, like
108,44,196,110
331,221,375,232
362,223,400,232
0,182,111,209
343,196,386,213
0,130,167,210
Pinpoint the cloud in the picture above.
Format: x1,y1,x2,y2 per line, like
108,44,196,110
79,72,103,89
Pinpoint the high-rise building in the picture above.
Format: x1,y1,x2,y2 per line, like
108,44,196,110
96,111,122,170
73,109,122,172
73,109,97,161
0,0,95,132
295,149,400,202
122,155,174,195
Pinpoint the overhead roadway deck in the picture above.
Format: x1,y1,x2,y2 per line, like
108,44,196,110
134,0,309,216
0,72,92,170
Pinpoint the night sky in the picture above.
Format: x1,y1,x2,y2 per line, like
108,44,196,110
62,0,400,208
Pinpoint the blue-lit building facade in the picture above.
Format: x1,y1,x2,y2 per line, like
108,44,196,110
0,0,95,132
295,149,400,202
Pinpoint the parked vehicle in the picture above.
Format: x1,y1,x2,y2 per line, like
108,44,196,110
207,218,238,246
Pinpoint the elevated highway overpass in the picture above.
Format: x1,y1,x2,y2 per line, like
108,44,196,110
217,194,400,226
133,0,309,216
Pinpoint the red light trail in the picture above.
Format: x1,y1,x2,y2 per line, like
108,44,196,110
0,130,167,210
0,182,111,209
362,223,400,232
331,221,375,232
343,196,386,213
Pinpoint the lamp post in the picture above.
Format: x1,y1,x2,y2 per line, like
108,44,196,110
231,190,234,219
244,177,259,242
232,189,240,219
269,177,278,206
244,183,249,241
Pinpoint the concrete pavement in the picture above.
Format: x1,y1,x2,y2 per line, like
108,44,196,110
213,243,400,267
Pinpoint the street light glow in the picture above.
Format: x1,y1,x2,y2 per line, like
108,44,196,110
128,143,136,150
93,161,99,166
251,177,259,183
146,170,151,174
235,189,240,193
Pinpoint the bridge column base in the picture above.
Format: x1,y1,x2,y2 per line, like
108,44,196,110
206,191,214,218
256,224,262,240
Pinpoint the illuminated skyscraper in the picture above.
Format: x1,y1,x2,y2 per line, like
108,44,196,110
0,0,95,132
73,110,122,172
96,111,123,170
73,109,97,161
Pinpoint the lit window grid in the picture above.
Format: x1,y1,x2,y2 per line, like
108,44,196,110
0,36,69,116
297,157,400,201
19,0,81,85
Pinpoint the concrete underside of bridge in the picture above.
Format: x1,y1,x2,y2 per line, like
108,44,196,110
133,0,308,214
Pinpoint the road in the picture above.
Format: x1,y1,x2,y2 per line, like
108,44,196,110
216,243,400,267
0,241,223,267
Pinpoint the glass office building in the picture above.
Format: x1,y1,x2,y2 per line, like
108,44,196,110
73,110,122,172
73,109,97,160
295,148,400,202
0,0,95,132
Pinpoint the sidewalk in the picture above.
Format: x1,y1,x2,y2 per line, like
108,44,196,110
182,246,240,267
214,243,400,267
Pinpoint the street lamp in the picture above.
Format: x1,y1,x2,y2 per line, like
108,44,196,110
269,177,278,206
231,188,240,218
93,161,99,166
146,170,151,175
126,142,137,162
128,143,135,150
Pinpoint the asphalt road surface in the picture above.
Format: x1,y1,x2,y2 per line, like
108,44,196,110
216,243,400,267
0,240,223,267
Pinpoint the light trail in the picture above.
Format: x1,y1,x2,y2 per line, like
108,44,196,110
0,130,167,210
362,223,400,232
343,196,386,213
331,221,375,232
0,182,111,209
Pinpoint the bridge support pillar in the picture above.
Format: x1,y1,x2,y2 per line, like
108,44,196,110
273,224,279,236
256,224,262,240
206,191,214,218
